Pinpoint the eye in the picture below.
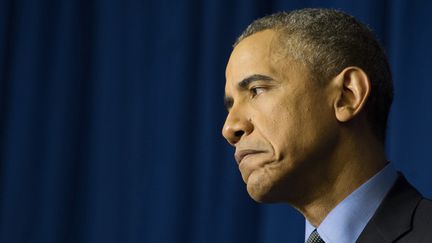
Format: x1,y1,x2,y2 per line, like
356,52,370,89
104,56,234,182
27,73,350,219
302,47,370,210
250,87,265,97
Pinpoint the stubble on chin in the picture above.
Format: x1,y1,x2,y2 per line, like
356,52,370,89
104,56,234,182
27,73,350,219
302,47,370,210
244,159,305,204
245,165,283,203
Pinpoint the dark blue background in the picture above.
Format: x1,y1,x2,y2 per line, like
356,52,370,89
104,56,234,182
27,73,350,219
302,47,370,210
1,1,431,242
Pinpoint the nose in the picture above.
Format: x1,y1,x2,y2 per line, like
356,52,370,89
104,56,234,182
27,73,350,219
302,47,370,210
222,108,253,146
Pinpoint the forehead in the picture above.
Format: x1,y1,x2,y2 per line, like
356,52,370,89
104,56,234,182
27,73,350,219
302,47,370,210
225,30,281,89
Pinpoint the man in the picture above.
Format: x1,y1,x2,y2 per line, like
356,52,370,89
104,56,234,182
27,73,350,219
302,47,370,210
222,9,432,243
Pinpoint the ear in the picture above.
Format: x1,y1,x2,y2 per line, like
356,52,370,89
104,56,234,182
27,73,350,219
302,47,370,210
333,67,371,122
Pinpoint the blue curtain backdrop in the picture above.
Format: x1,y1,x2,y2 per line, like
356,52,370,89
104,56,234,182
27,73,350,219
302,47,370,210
1,0,431,242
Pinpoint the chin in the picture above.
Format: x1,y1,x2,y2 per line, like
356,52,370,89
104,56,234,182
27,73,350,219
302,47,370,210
246,171,284,203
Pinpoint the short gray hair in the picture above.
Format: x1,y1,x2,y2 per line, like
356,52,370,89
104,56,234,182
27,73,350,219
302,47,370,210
235,8,393,143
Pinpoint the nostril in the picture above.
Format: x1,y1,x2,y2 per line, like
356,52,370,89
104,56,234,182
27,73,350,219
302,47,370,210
234,130,244,137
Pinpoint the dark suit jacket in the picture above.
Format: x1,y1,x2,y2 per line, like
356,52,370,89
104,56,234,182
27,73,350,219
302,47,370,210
357,174,432,243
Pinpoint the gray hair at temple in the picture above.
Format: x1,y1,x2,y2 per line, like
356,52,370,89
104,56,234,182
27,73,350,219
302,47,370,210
235,8,393,143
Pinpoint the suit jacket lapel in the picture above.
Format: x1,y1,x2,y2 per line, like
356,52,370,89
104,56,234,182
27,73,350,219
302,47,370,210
356,174,423,243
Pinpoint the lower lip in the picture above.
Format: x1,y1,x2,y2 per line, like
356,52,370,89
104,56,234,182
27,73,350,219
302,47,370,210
239,152,267,165
238,153,272,182
241,153,257,163
238,153,258,165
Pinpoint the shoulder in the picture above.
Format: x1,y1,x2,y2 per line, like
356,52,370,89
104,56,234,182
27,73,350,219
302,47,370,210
357,175,431,243
412,198,432,228
399,197,432,242
416,197,432,215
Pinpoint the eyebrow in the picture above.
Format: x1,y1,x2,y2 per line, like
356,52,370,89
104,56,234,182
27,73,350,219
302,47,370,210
224,74,275,110
238,74,274,89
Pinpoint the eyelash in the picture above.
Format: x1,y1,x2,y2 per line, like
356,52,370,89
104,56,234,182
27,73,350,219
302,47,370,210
250,86,265,98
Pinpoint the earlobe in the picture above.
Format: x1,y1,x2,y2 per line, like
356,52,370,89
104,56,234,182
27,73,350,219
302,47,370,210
334,67,371,122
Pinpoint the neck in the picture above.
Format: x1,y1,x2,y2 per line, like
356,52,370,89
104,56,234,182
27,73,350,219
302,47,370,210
294,130,388,227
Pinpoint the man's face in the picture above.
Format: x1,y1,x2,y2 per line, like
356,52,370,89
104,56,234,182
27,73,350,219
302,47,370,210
222,30,339,203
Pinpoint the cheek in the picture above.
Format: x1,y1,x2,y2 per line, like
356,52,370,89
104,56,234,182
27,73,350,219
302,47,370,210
252,98,303,156
262,94,331,160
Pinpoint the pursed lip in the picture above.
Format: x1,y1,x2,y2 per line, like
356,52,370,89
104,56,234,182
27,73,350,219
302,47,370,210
234,150,264,165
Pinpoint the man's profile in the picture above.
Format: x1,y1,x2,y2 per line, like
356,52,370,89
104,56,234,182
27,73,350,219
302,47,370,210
222,9,432,243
